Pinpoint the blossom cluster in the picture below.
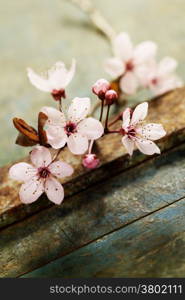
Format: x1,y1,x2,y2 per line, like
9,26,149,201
10,41,177,205
105,32,183,96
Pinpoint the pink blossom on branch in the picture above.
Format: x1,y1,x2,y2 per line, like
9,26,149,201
120,102,166,156
138,57,183,96
9,146,73,204
105,32,157,95
41,97,104,155
27,60,76,100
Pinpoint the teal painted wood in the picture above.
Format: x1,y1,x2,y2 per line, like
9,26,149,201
23,198,185,278
1,144,185,277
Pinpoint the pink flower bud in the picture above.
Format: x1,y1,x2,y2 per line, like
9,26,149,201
105,89,118,105
82,154,100,169
92,79,111,100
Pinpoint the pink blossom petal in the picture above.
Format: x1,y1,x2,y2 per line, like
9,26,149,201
46,126,67,149
113,32,133,61
9,163,37,182
134,41,157,64
49,161,74,178
64,59,76,86
135,138,160,155
137,123,166,140
104,58,125,78
49,59,76,89
68,97,90,123
151,75,183,96
158,57,177,77
131,102,148,125
136,60,157,87
77,117,104,140
45,177,64,205
67,133,88,155
19,177,44,204
122,108,131,129
27,68,51,92
120,72,138,95
31,146,52,168
122,136,135,156
41,106,66,126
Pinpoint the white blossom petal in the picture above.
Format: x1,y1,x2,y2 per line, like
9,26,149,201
137,123,166,140
41,106,66,127
151,75,183,96
46,127,67,149
134,41,157,64
9,163,37,182
122,108,131,129
67,97,90,123
131,102,148,125
67,133,88,155
120,72,138,95
31,146,52,168
113,32,133,61
48,59,76,90
136,60,157,87
49,161,74,178
122,136,135,156
104,57,125,78
158,57,178,77
27,68,51,92
135,138,160,155
45,177,64,205
19,177,44,204
77,117,104,140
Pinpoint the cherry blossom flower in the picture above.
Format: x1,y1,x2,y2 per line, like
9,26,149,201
27,59,76,100
92,78,111,100
105,32,157,95
138,57,183,96
41,97,104,155
9,146,73,204
121,102,166,156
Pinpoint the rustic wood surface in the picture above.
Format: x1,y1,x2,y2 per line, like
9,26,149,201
24,197,185,278
0,143,185,277
1,88,185,230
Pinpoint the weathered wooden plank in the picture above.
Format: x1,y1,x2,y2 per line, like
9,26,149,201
1,143,185,277
23,198,185,278
1,88,185,229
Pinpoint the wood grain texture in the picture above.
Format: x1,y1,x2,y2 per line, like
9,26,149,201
24,198,185,278
0,143,185,277
1,88,185,229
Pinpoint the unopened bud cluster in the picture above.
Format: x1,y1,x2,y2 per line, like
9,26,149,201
92,79,118,105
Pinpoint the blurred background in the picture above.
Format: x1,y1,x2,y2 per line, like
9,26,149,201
0,0,184,166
